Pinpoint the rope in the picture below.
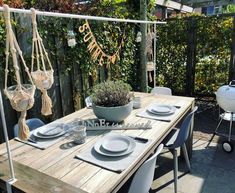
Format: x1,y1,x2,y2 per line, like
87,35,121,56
30,8,54,116
3,4,35,141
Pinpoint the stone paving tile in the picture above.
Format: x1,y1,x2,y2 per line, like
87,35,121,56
151,139,219,193
201,167,235,193
191,139,218,165
119,138,235,193
152,155,212,193
209,145,235,172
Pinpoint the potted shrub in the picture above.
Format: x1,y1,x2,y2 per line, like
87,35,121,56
91,81,133,122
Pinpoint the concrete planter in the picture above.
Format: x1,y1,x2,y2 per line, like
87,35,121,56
92,101,133,122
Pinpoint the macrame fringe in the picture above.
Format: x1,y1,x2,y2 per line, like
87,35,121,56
18,111,30,140
41,90,52,116
148,71,153,82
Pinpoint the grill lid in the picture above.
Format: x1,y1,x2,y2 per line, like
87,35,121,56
216,81,235,100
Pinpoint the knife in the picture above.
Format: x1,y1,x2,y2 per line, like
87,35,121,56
129,136,149,143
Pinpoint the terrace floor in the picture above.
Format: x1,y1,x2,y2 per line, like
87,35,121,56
152,99,235,193
119,98,235,193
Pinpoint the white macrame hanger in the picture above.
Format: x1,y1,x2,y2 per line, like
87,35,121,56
146,23,154,82
30,8,54,116
3,4,36,140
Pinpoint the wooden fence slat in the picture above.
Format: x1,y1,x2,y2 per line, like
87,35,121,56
186,18,197,96
229,16,235,81
55,37,74,116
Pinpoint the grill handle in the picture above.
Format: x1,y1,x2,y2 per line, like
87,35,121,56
229,80,235,87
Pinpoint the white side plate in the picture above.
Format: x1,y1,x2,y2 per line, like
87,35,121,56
94,135,136,157
32,123,66,139
101,135,130,153
147,104,176,116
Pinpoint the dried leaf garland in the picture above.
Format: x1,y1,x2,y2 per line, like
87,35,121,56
79,20,125,68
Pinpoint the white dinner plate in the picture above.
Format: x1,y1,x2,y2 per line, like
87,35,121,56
32,123,66,139
94,135,136,157
147,104,176,116
38,126,64,136
101,135,130,153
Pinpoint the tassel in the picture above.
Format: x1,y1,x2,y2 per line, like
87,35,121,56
41,89,52,116
18,110,30,140
148,71,153,82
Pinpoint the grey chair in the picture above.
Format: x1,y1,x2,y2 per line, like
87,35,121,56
128,144,164,193
163,106,198,193
85,96,92,108
151,86,172,95
14,118,45,137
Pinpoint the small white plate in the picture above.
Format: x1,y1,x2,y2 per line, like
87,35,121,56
38,126,64,136
94,135,136,157
32,123,66,139
102,136,130,153
147,104,176,116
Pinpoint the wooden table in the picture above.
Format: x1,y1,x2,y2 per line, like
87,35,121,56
0,93,194,193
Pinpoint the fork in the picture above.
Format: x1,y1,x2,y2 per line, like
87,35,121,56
28,135,37,143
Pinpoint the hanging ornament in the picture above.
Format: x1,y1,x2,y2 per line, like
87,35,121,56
67,30,77,47
136,31,142,42
79,20,125,68
30,8,54,116
3,5,36,140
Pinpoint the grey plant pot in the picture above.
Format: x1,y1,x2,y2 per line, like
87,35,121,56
92,101,133,122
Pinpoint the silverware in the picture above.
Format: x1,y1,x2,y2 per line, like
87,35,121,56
155,119,171,122
174,105,181,109
28,135,37,143
129,136,148,143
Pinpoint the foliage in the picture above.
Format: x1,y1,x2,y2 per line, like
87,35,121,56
0,17,5,83
223,4,235,13
91,80,132,107
156,18,187,94
195,16,232,95
156,14,233,95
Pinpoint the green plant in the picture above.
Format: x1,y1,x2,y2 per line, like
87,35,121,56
91,81,133,107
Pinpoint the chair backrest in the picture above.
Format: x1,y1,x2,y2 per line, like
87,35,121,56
85,96,92,107
14,118,45,137
128,144,164,193
151,87,172,95
173,106,198,148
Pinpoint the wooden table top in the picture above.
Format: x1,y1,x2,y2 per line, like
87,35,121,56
0,92,194,193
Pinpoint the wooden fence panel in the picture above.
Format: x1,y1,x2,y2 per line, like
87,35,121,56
55,37,75,116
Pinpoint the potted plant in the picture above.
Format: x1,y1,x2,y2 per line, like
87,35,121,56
91,81,133,122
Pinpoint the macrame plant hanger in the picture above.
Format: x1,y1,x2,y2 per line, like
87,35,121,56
3,4,36,140
146,24,155,83
30,8,54,116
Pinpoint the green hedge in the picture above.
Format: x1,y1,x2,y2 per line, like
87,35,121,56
156,15,233,95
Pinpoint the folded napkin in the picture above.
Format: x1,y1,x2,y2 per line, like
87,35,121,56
136,104,180,122
75,133,151,173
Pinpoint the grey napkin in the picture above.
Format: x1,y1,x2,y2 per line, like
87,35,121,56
75,133,151,173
